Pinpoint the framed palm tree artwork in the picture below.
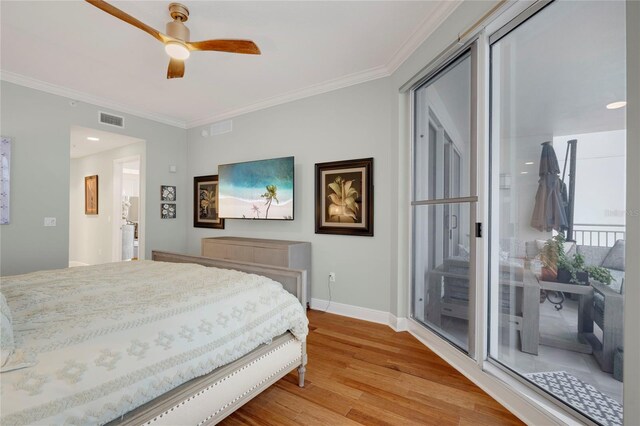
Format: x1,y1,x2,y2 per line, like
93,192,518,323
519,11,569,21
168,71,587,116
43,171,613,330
315,158,373,236
193,175,224,229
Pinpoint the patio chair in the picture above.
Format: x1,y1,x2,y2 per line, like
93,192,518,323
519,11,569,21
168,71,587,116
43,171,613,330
586,279,624,374
426,256,540,355
577,240,625,374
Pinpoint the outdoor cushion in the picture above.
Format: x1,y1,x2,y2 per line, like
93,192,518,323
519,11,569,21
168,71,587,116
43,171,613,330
601,239,625,271
577,245,610,267
607,269,625,294
594,292,605,314
525,241,539,259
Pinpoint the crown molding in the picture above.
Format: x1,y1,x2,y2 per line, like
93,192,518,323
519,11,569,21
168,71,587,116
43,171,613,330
189,2,462,128
385,1,462,74
186,65,390,128
0,70,187,129
2,2,460,131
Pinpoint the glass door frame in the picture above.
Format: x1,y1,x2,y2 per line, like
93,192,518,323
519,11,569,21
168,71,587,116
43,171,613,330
403,0,638,424
409,42,479,357
485,2,629,425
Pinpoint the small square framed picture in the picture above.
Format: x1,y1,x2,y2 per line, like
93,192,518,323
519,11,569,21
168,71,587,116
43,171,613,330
161,185,176,201
161,203,176,219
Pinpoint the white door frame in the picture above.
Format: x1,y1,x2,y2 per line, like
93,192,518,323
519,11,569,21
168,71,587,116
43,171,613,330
112,155,145,262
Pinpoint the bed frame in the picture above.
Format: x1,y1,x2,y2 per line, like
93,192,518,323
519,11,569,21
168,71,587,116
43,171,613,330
107,251,308,426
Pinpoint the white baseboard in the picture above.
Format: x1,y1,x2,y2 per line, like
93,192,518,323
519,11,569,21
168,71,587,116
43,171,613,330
388,314,409,332
310,298,409,332
68,261,89,267
310,298,390,326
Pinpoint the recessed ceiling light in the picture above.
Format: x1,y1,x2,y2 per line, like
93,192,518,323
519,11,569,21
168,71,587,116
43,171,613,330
521,171,528,175
606,101,626,110
525,161,534,165
87,137,100,141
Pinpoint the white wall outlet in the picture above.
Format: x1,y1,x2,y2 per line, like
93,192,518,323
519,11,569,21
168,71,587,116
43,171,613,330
329,272,336,282
44,217,56,227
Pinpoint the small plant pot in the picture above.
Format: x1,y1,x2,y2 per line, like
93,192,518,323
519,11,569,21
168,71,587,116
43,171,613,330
575,271,589,285
557,268,589,285
541,267,557,282
557,268,572,283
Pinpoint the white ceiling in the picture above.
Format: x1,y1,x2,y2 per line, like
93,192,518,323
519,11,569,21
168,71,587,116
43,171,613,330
1,1,460,129
70,125,143,159
495,0,626,140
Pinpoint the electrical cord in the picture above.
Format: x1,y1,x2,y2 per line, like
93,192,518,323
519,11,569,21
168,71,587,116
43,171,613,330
322,275,333,313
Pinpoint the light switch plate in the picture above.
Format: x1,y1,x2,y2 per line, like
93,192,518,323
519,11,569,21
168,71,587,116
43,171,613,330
44,217,56,227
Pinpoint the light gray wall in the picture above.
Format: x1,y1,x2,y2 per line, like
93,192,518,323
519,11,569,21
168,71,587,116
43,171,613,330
184,1,498,315
186,78,393,311
0,81,187,276
69,142,145,265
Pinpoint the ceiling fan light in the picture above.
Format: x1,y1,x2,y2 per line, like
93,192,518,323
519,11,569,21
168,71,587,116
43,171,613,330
165,42,190,60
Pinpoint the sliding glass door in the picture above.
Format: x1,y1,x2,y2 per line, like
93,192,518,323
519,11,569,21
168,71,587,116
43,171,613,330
489,1,626,424
412,49,477,354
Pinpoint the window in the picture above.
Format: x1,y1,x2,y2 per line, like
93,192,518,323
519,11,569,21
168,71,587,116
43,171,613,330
489,2,626,423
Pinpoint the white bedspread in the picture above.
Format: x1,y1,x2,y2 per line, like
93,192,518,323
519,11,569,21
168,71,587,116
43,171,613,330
0,260,308,425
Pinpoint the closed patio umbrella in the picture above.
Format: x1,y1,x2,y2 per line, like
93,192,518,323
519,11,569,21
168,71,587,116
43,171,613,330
531,141,568,232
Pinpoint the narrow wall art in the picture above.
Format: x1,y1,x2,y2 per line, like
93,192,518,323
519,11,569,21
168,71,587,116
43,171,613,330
194,175,224,228
85,175,98,215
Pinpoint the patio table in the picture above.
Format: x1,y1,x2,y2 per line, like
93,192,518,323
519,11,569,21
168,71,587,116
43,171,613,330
527,270,595,354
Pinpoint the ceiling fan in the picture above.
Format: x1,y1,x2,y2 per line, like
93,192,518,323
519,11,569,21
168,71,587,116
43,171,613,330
86,0,261,79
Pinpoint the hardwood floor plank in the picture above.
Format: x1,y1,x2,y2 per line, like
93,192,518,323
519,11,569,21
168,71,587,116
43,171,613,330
357,391,459,426
221,310,523,426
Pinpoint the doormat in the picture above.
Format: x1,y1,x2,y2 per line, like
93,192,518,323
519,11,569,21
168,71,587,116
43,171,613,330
525,371,622,426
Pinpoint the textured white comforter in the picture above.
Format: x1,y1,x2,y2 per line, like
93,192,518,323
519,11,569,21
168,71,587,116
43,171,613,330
0,260,308,425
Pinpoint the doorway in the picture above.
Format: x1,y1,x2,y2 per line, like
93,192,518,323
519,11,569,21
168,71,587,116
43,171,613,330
68,126,145,266
113,157,142,262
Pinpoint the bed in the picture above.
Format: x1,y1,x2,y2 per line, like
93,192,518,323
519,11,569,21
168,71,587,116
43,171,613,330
0,251,309,425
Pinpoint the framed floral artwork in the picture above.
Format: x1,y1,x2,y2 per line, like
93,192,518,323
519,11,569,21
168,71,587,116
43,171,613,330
194,175,224,229
161,185,176,201
85,175,98,215
161,203,176,219
315,158,373,236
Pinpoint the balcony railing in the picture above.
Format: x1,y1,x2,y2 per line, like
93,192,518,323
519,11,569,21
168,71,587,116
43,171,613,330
573,224,625,247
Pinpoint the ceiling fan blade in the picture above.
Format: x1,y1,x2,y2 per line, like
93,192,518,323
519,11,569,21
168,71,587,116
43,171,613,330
167,58,185,79
187,40,261,55
85,0,169,43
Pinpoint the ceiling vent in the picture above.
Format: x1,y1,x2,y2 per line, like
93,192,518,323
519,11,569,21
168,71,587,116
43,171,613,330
211,120,232,136
99,111,125,128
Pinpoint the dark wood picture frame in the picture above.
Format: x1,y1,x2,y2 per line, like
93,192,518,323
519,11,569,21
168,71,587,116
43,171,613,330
85,175,98,215
161,185,176,201
194,175,224,229
315,158,373,236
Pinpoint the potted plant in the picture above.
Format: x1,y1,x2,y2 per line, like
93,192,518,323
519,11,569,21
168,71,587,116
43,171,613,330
557,252,589,284
540,234,615,285
539,234,564,281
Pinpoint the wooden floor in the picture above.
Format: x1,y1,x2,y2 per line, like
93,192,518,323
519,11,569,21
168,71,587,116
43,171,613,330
221,310,523,425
